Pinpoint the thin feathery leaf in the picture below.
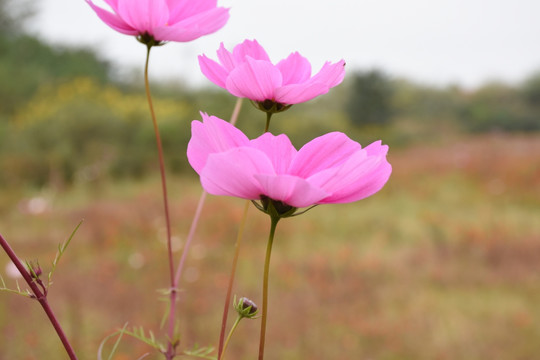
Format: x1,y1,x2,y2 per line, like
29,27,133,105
48,220,83,287
99,324,166,357
25,260,35,278
0,274,31,297
108,323,129,360
98,323,129,360
160,297,171,330
128,326,166,352
181,344,217,359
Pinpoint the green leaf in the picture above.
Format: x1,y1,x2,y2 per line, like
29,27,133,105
181,344,217,359
47,220,83,287
97,322,129,360
0,274,32,297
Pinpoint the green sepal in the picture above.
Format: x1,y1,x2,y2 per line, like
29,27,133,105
250,99,293,114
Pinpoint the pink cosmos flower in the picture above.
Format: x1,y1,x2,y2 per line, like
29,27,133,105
86,0,229,43
198,40,346,109
188,114,391,208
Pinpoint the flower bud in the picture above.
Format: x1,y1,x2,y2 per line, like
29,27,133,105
234,296,259,319
27,261,42,279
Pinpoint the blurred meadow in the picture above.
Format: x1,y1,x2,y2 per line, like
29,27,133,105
1,1,540,359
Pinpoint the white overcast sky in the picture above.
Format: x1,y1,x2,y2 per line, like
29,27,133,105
30,0,540,89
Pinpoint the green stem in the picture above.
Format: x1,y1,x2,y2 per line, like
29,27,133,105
144,45,176,358
217,200,250,359
264,112,273,133
257,216,279,360
221,315,243,360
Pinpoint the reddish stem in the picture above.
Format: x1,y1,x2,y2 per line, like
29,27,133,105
217,201,250,359
143,45,176,359
0,233,78,360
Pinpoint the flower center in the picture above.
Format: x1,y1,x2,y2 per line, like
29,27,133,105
259,195,297,217
252,100,292,114
136,32,165,47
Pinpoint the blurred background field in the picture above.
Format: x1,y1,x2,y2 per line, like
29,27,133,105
1,1,540,359
1,135,539,360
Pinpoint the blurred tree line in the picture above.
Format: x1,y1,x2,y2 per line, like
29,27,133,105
346,69,540,133
0,0,538,189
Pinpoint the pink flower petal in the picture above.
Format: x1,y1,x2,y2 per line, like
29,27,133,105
289,132,362,178
198,40,344,104
117,0,169,34
363,140,389,157
232,39,271,63
166,0,218,23
187,113,250,174
225,57,282,101
307,142,392,204
86,0,138,35
103,0,119,11
153,26,200,42
274,82,329,104
310,59,346,88
276,52,312,85
319,160,392,203
200,147,275,199
250,133,297,175
198,55,228,88
216,43,236,72
254,174,329,208
154,7,229,42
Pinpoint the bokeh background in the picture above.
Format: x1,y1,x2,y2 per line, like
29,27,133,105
1,0,539,359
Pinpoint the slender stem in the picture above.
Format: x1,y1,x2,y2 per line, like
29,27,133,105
217,201,250,359
0,234,78,360
264,112,273,133
174,98,243,288
170,98,244,358
143,45,176,358
221,315,243,360
144,45,174,285
229,98,244,127
173,191,207,286
257,216,279,360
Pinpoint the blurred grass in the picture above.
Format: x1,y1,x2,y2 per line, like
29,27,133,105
0,133,539,359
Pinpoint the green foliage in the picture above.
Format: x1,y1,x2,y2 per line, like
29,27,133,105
0,34,110,115
0,0,34,35
1,78,193,188
392,80,464,120
460,81,540,132
0,0,109,117
1,134,539,359
0,17,538,190
522,71,540,107
346,69,394,126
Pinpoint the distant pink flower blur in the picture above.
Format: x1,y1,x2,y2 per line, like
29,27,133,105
198,40,346,109
86,0,229,44
187,114,391,208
